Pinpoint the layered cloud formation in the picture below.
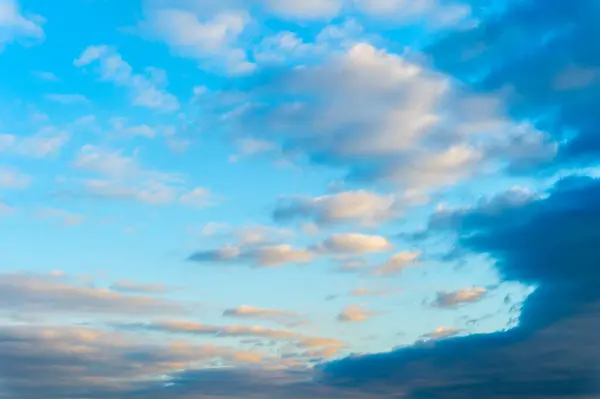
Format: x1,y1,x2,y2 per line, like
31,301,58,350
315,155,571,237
1,0,599,397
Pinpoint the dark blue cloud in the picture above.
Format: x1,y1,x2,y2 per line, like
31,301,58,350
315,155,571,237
318,176,600,398
428,0,600,170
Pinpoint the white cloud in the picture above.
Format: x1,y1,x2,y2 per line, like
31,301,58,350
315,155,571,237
337,305,378,322
371,251,420,277
74,45,180,111
321,233,392,254
71,145,213,207
189,243,314,268
0,0,44,51
421,326,461,340
433,287,487,308
223,43,520,195
138,8,255,75
274,190,400,226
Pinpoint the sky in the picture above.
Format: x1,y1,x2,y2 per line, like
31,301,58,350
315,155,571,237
0,0,599,398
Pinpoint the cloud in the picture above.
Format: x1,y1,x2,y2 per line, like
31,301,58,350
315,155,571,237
138,7,255,75
427,0,600,172
320,233,392,254
371,251,420,276
337,305,378,322
45,93,90,104
188,244,314,268
223,305,304,327
0,324,270,399
0,0,44,51
420,325,462,340
220,43,540,197
432,287,487,308
0,273,187,316
0,128,69,158
109,280,169,295
0,166,31,189
274,190,400,226
69,145,213,207
120,319,345,357
74,45,179,111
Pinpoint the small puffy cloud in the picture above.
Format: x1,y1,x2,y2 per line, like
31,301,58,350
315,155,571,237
337,305,378,322
432,287,487,308
274,190,400,226
223,305,303,326
45,93,89,104
0,166,31,189
371,251,420,277
138,8,255,75
420,325,462,340
0,0,44,51
320,233,392,254
189,244,313,268
74,45,179,111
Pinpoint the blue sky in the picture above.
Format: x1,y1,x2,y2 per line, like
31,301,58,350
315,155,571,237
1,0,599,398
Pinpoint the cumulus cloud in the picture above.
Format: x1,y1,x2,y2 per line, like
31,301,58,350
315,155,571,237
0,0,44,51
371,251,420,277
274,190,400,226
220,43,543,198
138,7,255,75
74,45,179,111
320,233,392,254
0,273,187,316
432,287,487,308
337,305,378,322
